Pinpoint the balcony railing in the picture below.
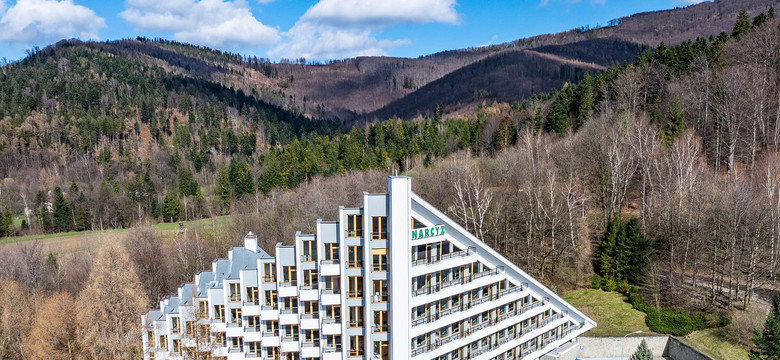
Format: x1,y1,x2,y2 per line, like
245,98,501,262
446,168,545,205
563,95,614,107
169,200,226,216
322,288,341,295
411,286,525,328
347,261,363,268
279,281,297,287
412,266,503,297
263,330,279,337
410,300,565,358
412,247,476,267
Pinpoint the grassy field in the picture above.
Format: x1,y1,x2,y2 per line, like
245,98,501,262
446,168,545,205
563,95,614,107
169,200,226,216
0,215,234,254
682,328,749,360
563,289,749,360
563,289,651,337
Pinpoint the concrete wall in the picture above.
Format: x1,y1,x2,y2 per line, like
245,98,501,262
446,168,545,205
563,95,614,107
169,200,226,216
544,336,669,360
666,337,714,360
541,336,714,360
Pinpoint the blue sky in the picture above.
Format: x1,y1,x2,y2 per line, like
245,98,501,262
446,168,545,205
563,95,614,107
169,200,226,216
0,0,709,62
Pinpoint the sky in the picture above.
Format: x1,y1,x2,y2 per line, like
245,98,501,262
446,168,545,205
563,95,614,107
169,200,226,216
0,0,710,62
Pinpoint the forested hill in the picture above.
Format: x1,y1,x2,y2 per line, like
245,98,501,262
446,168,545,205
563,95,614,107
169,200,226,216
0,1,776,239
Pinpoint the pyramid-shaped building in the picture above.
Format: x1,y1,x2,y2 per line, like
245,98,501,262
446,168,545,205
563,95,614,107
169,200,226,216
142,176,596,360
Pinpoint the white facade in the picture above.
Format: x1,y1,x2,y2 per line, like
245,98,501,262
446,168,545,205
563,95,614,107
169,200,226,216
141,176,596,360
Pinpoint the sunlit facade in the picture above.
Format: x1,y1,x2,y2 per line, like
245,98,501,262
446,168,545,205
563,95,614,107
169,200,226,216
141,176,595,360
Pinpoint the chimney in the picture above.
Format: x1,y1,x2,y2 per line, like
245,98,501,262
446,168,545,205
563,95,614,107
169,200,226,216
244,231,258,252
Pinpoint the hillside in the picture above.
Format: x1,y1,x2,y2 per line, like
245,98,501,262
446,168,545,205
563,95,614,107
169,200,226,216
49,0,778,124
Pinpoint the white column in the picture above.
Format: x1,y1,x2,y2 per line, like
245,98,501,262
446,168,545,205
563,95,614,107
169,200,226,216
388,176,412,359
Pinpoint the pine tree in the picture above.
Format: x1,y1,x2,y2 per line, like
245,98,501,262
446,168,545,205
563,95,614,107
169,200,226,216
177,165,198,197
233,158,255,199
664,98,685,145
597,216,621,280
733,9,752,39
2,207,13,237
544,87,572,134
162,192,181,222
629,340,653,360
494,115,517,151
216,164,232,213
751,293,780,359
52,186,71,232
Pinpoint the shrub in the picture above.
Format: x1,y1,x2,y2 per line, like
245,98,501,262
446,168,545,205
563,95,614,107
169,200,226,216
627,293,708,336
604,277,618,292
644,306,707,336
722,305,768,347
618,280,631,294
590,274,604,289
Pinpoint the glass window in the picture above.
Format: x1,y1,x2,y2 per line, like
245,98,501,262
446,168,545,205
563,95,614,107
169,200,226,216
229,283,241,302
263,263,276,282
347,214,363,237
302,240,317,262
348,276,364,298
372,248,388,272
349,335,364,357
324,243,339,262
348,306,364,328
371,216,388,240
347,246,363,268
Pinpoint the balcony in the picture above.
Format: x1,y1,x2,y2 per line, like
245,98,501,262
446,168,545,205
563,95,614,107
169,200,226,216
411,285,523,328
320,260,340,276
409,300,560,358
412,247,476,267
412,266,503,297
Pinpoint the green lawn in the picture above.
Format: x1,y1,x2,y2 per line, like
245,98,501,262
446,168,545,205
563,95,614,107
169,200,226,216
563,289,651,337
0,215,233,245
563,289,749,360
682,328,749,360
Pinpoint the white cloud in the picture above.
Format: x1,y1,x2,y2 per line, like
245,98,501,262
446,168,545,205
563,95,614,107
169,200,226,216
0,0,105,46
270,22,408,60
271,0,459,61
302,0,459,27
121,0,280,49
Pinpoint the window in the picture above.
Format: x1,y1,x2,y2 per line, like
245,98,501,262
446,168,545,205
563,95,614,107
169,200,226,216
302,240,317,262
159,335,168,350
172,339,181,354
246,287,259,304
372,280,388,303
373,310,388,333
323,305,341,322
247,341,261,356
264,320,278,335
214,305,225,321
247,316,260,331
304,329,319,344
284,325,299,340
348,276,364,298
198,301,209,319
324,243,339,262
302,301,319,317
325,335,342,350
147,331,155,347
347,246,363,268
185,321,195,336
374,340,389,360
230,337,243,351
372,248,388,272
171,317,180,334
229,283,241,302
198,324,209,340
322,276,340,293
230,308,242,326
347,214,363,237
372,216,388,240
283,297,298,313
282,266,297,286
348,306,364,328
264,290,278,308
263,263,276,282
412,217,426,229
349,335,364,357
267,347,279,359
303,269,318,289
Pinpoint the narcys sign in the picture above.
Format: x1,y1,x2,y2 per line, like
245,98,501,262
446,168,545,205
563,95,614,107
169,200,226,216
411,225,445,240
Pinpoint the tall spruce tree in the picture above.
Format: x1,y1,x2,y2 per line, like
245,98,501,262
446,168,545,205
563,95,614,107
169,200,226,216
663,98,685,145
751,293,780,359
733,9,752,38
216,164,232,213
52,187,71,232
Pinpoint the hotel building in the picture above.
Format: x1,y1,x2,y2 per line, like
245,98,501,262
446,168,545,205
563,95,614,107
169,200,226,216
141,176,596,360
